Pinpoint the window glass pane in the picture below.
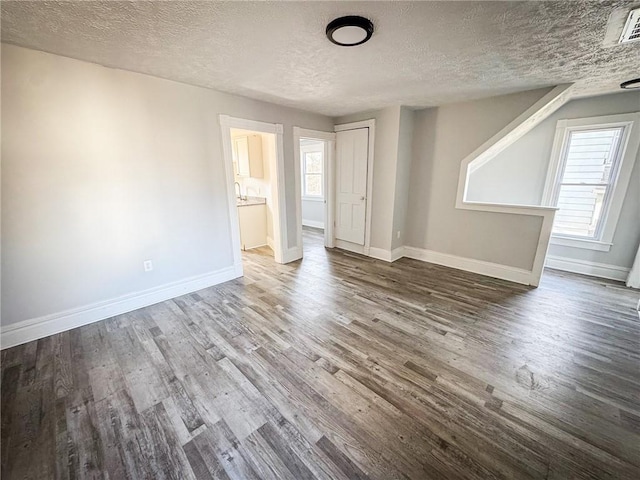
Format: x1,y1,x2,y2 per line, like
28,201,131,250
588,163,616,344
554,185,606,237
561,128,621,184
552,127,623,238
305,174,322,196
305,152,323,174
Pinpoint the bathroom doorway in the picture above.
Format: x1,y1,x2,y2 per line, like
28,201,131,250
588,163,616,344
219,116,286,268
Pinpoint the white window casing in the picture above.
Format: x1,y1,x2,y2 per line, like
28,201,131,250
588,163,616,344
542,112,640,252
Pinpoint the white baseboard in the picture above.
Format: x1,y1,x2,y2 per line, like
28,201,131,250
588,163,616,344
302,219,325,229
368,246,405,263
266,236,275,250
1,265,242,350
340,242,533,285
335,239,367,256
403,246,533,285
282,246,303,264
545,255,630,281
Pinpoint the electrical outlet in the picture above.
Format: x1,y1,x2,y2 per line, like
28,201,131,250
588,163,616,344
143,260,153,272
396,231,401,239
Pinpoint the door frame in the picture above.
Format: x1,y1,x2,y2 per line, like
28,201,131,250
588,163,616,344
293,127,336,251
333,119,376,255
219,115,287,264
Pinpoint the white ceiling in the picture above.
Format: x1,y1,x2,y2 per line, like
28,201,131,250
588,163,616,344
2,1,639,116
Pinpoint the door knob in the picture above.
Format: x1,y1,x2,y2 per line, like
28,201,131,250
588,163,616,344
360,196,366,201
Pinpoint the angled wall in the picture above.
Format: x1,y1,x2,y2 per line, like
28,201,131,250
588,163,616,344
466,91,640,271
405,88,554,271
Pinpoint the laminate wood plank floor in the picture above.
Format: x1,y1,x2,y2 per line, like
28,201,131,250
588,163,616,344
2,227,639,479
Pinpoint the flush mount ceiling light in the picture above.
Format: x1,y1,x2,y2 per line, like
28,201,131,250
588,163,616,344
326,16,374,46
620,78,640,89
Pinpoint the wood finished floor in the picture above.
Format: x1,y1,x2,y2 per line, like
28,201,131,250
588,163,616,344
2,227,640,479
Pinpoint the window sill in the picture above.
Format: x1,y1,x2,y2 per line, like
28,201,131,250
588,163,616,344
302,196,324,202
550,235,612,252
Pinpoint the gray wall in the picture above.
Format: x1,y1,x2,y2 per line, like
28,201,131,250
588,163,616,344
466,91,640,268
392,106,414,250
405,88,552,270
1,44,332,326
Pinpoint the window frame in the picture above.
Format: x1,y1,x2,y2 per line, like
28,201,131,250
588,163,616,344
542,112,640,252
301,144,324,200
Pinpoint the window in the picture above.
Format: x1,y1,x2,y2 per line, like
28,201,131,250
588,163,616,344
302,148,323,198
553,127,622,238
543,113,640,251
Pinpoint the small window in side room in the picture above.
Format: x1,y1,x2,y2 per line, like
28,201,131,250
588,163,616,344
302,149,323,198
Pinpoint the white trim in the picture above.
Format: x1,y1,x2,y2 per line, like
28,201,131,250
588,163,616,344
282,246,303,264
302,196,324,202
403,247,534,285
0,266,241,349
338,242,540,285
541,112,640,249
459,84,573,185
293,127,336,253
368,247,405,263
293,128,337,141
335,239,366,256
545,255,630,282
550,236,612,252
220,115,287,264
334,120,376,132
334,119,376,255
302,219,325,229
459,201,558,216
219,118,244,271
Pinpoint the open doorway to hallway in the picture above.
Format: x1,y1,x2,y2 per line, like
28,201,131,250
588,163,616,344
294,127,336,258
300,138,326,248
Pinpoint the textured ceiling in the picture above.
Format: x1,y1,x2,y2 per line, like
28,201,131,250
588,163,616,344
2,1,640,116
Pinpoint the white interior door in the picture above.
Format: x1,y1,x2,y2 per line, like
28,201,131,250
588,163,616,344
335,128,369,245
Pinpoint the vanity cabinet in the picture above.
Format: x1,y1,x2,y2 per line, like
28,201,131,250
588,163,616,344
233,135,264,178
237,203,267,250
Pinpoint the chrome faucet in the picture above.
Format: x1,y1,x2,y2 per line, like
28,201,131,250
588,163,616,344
234,182,245,201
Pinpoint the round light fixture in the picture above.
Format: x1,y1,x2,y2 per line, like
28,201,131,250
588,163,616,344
620,78,640,89
326,16,374,47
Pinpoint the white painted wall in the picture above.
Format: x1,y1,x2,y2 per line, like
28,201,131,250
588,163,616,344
466,91,640,269
1,44,332,327
301,199,324,229
405,88,552,270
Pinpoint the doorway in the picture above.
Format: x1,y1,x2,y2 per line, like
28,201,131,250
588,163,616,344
219,116,287,268
293,127,335,255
